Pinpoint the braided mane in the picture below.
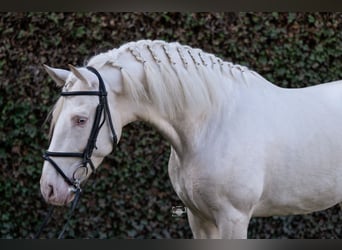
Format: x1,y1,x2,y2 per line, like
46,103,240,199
87,40,255,118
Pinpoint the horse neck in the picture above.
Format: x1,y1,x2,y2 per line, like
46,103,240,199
131,105,206,156
103,56,272,157
128,74,276,157
123,85,235,157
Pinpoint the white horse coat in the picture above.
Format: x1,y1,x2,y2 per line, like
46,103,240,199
40,40,342,238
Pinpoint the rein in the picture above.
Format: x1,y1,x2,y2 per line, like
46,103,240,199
35,66,117,239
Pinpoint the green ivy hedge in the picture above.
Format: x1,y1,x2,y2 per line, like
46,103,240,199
0,12,341,239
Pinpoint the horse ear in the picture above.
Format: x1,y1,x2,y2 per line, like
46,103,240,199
43,64,70,87
68,64,98,88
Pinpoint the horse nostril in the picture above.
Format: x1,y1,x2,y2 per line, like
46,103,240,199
48,184,54,198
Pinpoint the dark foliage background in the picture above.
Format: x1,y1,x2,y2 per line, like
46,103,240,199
0,12,341,239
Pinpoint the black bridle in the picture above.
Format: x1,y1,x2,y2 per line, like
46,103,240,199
35,66,117,239
43,66,117,190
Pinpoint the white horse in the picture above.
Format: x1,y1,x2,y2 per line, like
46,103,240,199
40,40,342,239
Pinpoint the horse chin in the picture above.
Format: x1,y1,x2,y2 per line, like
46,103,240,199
64,194,76,206
48,192,75,206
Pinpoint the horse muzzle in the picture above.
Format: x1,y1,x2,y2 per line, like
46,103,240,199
40,178,77,206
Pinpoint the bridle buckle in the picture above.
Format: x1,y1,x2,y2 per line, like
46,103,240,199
68,179,81,193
